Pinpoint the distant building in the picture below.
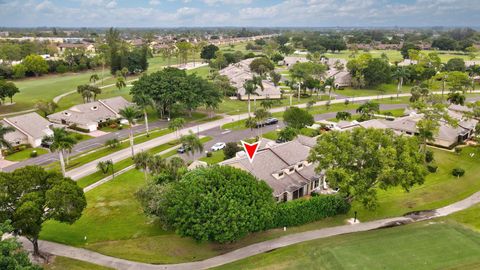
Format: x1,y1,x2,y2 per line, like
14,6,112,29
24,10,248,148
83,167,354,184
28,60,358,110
219,58,282,100
281,56,309,68
57,42,95,54
47,97,132,132
1,112,53,147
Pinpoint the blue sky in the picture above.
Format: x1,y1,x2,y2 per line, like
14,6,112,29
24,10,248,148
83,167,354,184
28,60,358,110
0,0,479,28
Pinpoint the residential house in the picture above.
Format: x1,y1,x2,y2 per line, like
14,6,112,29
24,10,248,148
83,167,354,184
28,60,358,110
219,58,282,100
47,97,132,132
281,56,309,68
323,58,352,88
1,112,53,147
221,137,325,202
57,42,95,54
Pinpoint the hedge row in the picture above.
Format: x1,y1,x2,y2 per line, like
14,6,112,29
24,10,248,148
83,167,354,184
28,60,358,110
271,195,350,228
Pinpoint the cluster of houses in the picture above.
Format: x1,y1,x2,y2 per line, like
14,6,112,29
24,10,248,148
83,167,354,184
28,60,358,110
219,103,478,202
219,58,282,100
0,97,131,148
281,56,353,89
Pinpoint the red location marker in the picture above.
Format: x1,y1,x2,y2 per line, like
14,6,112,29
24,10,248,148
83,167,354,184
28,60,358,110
241,140,260,163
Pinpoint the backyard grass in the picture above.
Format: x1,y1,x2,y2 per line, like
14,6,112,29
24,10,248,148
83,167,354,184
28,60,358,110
199,150,225,164
214,222,480,270
321,49,480,62
5,147,49,162
44,256,113,270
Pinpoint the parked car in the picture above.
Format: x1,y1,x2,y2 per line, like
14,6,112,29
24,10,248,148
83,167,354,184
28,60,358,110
41,140,52,149
265,117,279,125
177,144,190,154
211,142,226,151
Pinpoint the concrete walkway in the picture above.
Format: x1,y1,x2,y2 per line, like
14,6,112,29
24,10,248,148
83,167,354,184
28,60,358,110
21,190,480,270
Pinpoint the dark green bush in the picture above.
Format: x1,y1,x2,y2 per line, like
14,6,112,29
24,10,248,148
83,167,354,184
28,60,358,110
425,150,434,163
427,164,438,173
206,152,212,157
30,151,38,158
452,167,465,177
271,195,350,228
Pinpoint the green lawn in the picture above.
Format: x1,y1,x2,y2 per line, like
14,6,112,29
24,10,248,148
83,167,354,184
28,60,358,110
200,150,225,164
44,256,113,270
2,70,113,114
351,146,480,222
214,222,480,270
5,147,49,162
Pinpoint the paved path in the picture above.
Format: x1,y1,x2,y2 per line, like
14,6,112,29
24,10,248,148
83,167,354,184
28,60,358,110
21,190,480,270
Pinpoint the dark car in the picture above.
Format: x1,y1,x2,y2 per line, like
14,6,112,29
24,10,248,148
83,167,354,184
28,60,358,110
41,140,52,149
177,145,190,154
265,117,279,125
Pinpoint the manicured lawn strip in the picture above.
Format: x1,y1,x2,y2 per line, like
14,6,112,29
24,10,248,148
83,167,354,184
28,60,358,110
45,128,173,172
5,147,49,162
199,150,225,164
442,203,480,232
262,130,279,141
214,222,480,270
75,136,212,188
44,256,113,270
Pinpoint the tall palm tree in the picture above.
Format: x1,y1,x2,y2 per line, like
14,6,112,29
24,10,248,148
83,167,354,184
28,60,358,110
243,80,258,117
133,94,154,137
119,106,140,157
45,128,77,176
0,124,14,163
324,77,336,100
392,67,409,99
133,151,152,180
254,108,271,137
179,131,203,156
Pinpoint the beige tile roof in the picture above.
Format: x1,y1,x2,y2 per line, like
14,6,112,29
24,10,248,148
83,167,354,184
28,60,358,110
2,112,52,140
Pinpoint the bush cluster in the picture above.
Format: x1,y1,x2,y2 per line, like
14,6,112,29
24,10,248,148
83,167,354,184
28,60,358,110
271,195,350,228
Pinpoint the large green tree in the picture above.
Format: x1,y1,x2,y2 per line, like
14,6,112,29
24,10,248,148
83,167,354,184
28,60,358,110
22,54,49,76
283,107,314,130
153,166,275,243
308,128,427,209
0,166,86,256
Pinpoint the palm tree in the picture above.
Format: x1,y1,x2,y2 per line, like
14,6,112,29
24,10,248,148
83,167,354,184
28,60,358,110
116,76,126,91
0,124,14,163
146,155,166,175
168,118,186,140
91,86,101,101
324,77,336,100
119,106,140,157
243,80,258,117
133,94,154,137
392,67,409,99
179,131,203,156
45,128,77,176
133,151,152,180
356,101,380,120
254,108,271,137
90,74,99,85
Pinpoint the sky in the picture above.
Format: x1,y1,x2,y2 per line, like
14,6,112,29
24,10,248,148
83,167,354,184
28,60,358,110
0,0,479,28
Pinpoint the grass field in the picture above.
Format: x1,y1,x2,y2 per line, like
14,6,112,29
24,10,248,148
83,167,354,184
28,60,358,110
44,256,113,270
5,147,49,161
199,150,225,164
321,49,480,62
214,222,480,270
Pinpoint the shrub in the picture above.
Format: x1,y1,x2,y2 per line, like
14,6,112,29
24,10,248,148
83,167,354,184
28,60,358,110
118,125,123,130
427,164,438,173
105,138,120,149
206,151,212,158
74,134,83,140
69,125,90,133
30,151,38,158
160,166,275,243
271,195,350,228
452,167,465,178
454,147,463,155
425,150,434,163
223,142,240,159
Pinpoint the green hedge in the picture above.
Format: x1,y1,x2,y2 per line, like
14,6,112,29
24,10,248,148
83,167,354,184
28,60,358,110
271,195,350,228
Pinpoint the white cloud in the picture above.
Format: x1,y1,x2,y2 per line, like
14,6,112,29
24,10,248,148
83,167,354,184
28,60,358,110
204,0,252,5
149,0,160,5
105,0,117,8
